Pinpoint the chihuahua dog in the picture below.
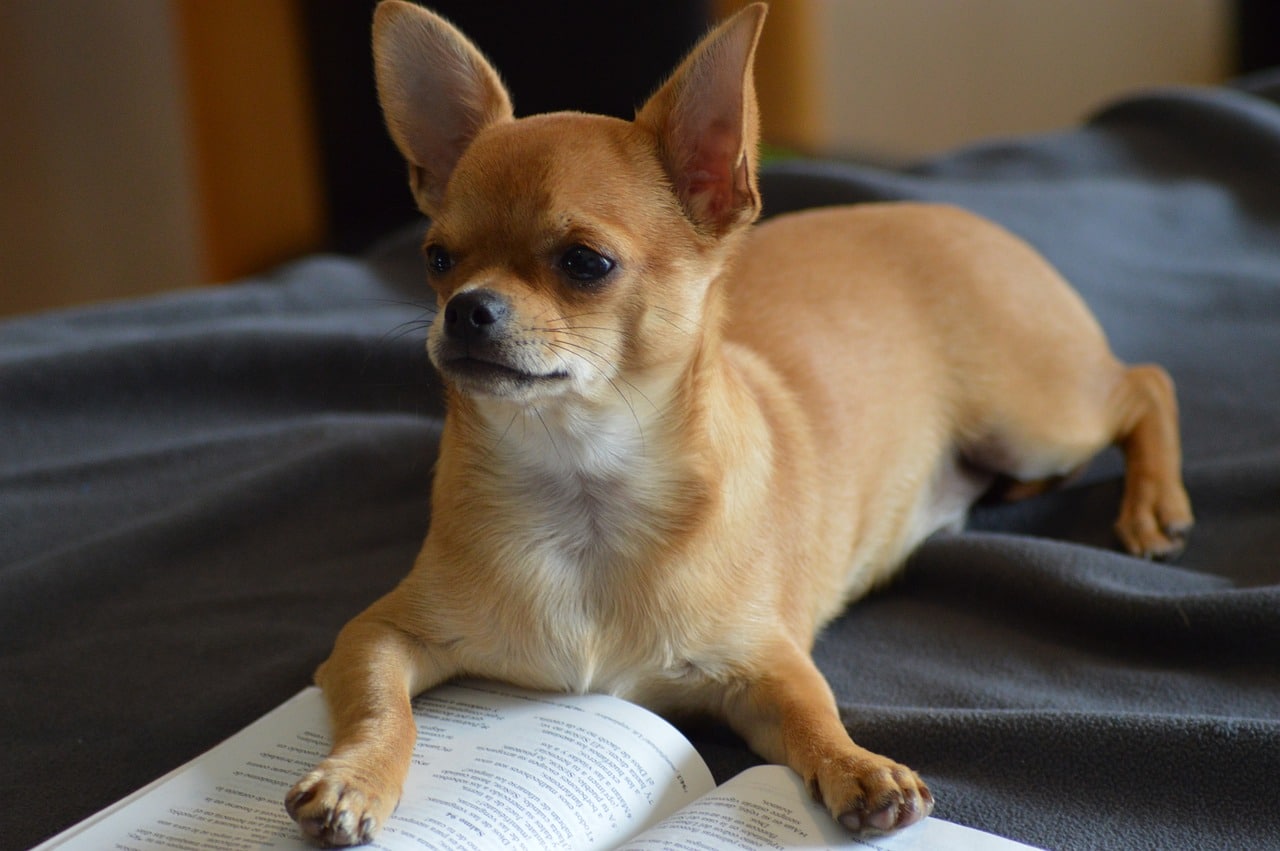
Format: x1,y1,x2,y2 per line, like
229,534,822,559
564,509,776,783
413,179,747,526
287,2,1193,845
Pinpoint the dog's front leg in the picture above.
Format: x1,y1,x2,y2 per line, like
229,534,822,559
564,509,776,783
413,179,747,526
723,640,933,835
286,592,456,846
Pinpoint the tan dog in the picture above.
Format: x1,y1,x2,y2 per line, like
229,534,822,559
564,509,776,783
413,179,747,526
287,2,1193,845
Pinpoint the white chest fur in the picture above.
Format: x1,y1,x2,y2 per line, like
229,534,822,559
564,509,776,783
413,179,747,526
446,399,685,695
509,399,665,557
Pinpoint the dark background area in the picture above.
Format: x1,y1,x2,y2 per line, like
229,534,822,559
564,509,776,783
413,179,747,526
301,0,714,253
1239,0,1280,74
302,0,1279,255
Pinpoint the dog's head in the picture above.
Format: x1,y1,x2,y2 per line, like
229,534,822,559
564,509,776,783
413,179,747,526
372,2,765,408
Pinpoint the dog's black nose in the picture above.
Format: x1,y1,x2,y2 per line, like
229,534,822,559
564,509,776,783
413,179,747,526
443,289,509,342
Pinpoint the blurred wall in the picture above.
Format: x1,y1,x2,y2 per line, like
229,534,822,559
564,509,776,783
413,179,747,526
743,0,1234,159
0,0,202,316
0,0,324,318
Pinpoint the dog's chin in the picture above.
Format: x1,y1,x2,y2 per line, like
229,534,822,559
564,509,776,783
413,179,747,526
438,356,572,401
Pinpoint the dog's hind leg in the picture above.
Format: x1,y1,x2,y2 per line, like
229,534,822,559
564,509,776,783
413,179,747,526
964,358,1193,560
1105,363,1194,558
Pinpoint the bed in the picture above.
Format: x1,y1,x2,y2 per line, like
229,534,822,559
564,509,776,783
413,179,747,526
4,73,1278,851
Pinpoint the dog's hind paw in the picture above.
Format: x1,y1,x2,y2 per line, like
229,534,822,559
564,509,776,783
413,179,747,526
286,764,392,847
1115,479,1194,560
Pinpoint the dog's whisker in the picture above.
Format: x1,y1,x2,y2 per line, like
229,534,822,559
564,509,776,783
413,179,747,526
531,326,624,342
365,295,438,311
545,345,577,379
530,406,562,461
548,338,610,365
549,331,627,358
540,310,615,326
608,377,646,455
651,306,701,334
359,314,435,378
379,320,434,346
549,338,658,416
482,409,523,459
548,342,648,451
549,342,639,404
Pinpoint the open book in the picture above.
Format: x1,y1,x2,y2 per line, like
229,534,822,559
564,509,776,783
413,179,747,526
36,681,1041,850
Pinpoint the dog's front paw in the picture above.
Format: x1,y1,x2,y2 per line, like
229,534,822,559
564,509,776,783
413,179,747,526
286,762,396,847
809,752,933,835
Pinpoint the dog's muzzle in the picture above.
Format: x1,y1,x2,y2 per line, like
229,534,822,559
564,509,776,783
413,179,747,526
435,289,569,394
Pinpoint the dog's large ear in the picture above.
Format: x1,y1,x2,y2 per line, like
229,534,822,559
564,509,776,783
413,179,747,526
372,0,514,216
637,4,766,236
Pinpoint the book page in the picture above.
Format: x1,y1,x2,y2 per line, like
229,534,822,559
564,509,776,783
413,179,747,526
38,682,714,851
619,765,1044,851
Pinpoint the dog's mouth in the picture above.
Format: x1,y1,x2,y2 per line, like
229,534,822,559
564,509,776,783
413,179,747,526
440,355,570,395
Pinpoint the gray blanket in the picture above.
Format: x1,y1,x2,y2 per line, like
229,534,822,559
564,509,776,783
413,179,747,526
3,75,1278,851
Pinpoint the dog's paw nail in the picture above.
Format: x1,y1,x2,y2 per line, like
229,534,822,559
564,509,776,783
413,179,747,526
839,801,904,834
866,803,901,832
285,787,314,818
838,811,863,831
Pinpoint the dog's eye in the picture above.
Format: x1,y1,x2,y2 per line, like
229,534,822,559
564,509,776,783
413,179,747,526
559,245,614,285
426,244,454,275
